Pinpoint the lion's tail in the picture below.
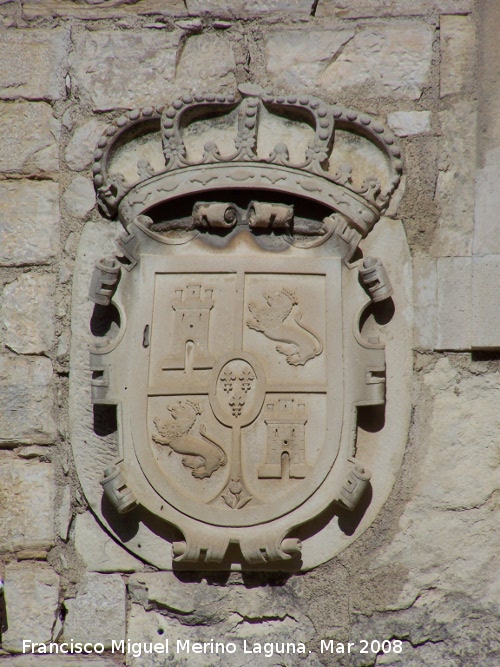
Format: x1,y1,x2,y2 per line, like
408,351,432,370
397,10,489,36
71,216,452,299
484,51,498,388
199,424,227,467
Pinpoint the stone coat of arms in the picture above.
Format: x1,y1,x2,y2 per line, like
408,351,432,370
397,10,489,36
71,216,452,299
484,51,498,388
73,84,411,570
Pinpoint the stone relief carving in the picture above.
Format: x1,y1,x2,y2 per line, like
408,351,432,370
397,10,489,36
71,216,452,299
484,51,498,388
73,84,411,571
247,288,323,366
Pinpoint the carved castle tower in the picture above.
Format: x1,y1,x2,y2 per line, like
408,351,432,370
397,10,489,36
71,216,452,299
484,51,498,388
258,399,309,479
163,284,214,370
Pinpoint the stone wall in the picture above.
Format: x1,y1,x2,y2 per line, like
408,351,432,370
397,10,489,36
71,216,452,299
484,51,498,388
0,1,498,666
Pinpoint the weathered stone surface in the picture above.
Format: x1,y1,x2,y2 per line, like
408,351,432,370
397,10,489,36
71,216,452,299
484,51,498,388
0,459,55,552
3,657,117,667
2,563,59,653
387,111,431,137
74,511,143,572
345,358,499,665
265,24,433,100
63,574,126,648
0,273,56,354
0,356,57,446
65,118,107,171
0,29,69,101
471,255,500,349
186,0,315,16
265,29,356,91
413,256,436,350
440,15,476,98
175,33,236,91
0,180,59,266
473,2,500,256
23,0,187,19
431,102,476,257
316,0,473,18
57,484,72,541
127,576,322,666
436,257,471,350
62,175,96,219
70,30,182,111
0,101,60,175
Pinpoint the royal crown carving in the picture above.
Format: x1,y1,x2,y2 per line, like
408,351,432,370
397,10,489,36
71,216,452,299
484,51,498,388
74,86,411,572
92,83,402,236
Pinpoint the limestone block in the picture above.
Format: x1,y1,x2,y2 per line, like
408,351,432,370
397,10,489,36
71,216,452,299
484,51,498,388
473,145,500,256
186,0,315,16
74,511,143,572
0,101,60,175
65,118,108,171
0,273,56,354
316,0,473,18
23,0,187,19
128,573,316,635
127,585,321,666
0,459,55,552
387,111,431,137
431,102,476,257
0,356,57,446
421,359,500,509
412,257,436,350
265,25,433,100
0,180,60,266
440,15,476,98
57,484,72,541
175,33,236,92
63,573,126,649
264,29,356,90
70,30,182,112
62,175,96,219
0,29,69,101
2,563,59,653
436,257,471,350
471,255,500,349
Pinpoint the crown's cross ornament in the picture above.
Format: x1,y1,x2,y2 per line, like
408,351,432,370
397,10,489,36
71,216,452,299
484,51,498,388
77,84,410,571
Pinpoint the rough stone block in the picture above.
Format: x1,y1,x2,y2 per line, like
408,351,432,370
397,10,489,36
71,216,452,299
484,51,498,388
70,30,182,111
413,257,437,350
440,15,476,97
74,512,143,572
387,111,431,137
436,257,471,350
265,24,433,100
431,102,476,257
316,0,473,18
473,146,500,256
265,29,356,90
186,0,315,16
63,573,126,648
0,29,69,101
23,0,187,19
471,255,500,349
64,118,107,171
0,180,60,266
175,33,236,92
0,459,55,552
62,175,96,219
127,586,320,666
0,273,56,354
0,356,57,446
0,101,60,175
2,563,59,653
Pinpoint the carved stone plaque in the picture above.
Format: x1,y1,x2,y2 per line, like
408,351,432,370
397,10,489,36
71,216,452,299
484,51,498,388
72,85,412,570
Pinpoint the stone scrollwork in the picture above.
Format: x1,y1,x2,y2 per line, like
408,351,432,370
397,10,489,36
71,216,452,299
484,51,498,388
73,86,411,571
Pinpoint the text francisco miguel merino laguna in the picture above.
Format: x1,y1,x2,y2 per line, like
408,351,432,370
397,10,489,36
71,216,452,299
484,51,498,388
22,639,311,658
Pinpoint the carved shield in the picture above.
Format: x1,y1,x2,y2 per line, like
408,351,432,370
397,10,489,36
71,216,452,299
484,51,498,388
78,87,411,570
